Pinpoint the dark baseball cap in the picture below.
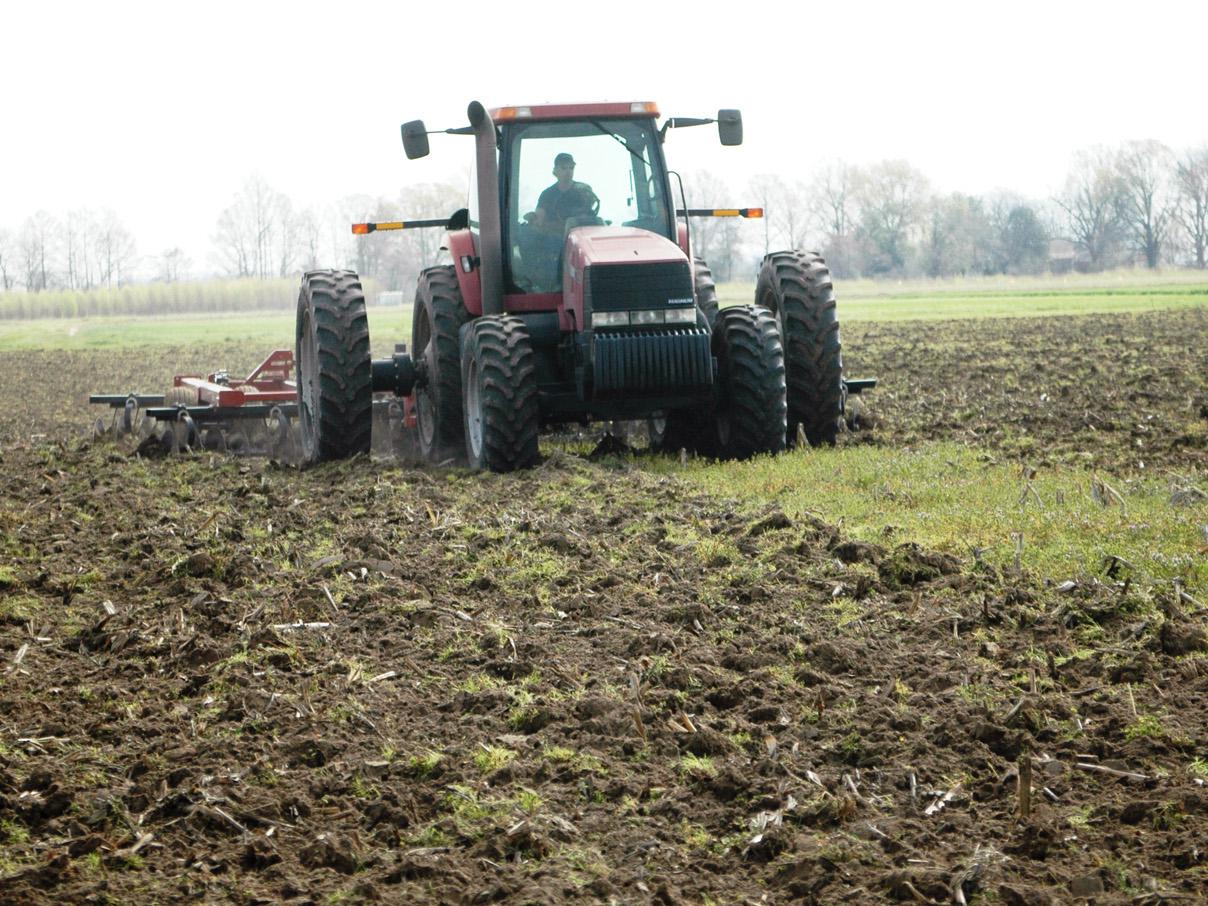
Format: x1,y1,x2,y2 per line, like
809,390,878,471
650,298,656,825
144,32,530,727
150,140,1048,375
554,152,575,166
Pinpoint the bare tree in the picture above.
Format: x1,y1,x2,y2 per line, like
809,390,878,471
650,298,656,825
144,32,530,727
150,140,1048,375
683,170,736,273
63,211,95,290
213,204,253,278
808,161,857,241
213,174,292,279
742,173,809,253
807,162,860,277
341,194,397,284
1174,146,1208,269
1055,149,1124,271
397,180,465,284
922,193,995,277
744,173,776,257
273,192,301,277
854,160,929,275
93,210,137,288
0,229,16,291
159,247,189,282
19,213,57,291
1115,140,1176,268
296,208,324,272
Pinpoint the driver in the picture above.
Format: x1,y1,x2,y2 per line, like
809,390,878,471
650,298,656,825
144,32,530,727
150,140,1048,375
516,152,598,290
526,153,597,236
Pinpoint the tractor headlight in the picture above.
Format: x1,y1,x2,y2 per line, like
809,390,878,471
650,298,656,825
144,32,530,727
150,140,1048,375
593,308,698,328
663,308,697,325
631,310,665,326
593,311,630,328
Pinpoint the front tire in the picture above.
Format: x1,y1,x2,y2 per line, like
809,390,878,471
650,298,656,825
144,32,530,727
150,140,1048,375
711,306,787,459
413,266,471,463
295,269,372,464
460,316,540,472
755,251,844,446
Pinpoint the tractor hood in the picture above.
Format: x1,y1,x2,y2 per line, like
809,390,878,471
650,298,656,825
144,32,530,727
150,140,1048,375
559,226,696,334
565,226,688,273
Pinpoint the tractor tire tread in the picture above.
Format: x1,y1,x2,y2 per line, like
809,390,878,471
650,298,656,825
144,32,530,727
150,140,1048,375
296,269,372,463
713,305,787,459
693,257,720,329
462,316,540,472
756,250,844,446
414,265,471,461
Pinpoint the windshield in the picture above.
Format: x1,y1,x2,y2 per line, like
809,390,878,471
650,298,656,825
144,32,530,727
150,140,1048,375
504,117,671,293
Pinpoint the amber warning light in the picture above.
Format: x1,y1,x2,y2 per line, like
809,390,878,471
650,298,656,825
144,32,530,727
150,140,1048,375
351,218,450,235
352,222,404,234
677,207,763,218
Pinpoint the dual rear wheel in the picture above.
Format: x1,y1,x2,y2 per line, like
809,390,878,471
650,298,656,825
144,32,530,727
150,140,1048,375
296,265,539,473
296,252,839,469
650,305,786,460
655,251,844,456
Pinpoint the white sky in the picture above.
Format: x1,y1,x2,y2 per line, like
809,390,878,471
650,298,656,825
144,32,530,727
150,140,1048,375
3,0,1206,272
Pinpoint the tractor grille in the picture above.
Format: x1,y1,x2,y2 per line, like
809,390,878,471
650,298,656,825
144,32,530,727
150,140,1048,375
593,328,713,397
586,261,694,311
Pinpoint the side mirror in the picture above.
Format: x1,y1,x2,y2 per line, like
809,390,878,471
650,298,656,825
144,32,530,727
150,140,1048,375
717,109,743,146
401,120,430,160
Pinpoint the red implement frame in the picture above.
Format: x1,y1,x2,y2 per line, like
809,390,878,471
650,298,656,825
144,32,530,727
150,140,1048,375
173,349,297,407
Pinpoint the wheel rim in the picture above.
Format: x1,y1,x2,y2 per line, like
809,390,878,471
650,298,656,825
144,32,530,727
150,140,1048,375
649,414,667,445
298,308,318,458
416,386,436,449
465,355,483,461
414,307,436,451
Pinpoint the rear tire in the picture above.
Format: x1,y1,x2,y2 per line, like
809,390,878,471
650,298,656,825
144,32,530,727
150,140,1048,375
413,266,470,462
711,306,787,459
460,316,540,472
755,251,843,446
693,257,720,329
295,269,373,464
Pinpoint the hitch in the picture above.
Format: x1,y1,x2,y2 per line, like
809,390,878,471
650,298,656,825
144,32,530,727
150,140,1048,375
371,344,423,397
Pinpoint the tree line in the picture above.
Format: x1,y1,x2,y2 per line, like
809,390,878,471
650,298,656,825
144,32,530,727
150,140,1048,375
0,209,139,293
692,141,1208,281
2,140,1206,303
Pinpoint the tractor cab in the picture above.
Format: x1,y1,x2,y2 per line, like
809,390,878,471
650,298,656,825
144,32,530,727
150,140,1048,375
495,106,675,294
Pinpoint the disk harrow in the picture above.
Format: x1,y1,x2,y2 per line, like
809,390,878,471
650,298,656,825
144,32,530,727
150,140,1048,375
90,350,304,457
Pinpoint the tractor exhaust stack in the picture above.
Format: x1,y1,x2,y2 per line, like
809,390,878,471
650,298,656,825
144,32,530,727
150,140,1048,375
468,101,504,317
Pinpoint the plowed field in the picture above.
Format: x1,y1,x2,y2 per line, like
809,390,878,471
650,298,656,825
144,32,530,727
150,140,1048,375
1,308,1206,905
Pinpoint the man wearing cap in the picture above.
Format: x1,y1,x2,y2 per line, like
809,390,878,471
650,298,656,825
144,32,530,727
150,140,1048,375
529,152,597,236
517,152,598,290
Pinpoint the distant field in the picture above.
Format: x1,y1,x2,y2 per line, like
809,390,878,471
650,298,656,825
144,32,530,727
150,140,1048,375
720,270,1208,320
1,271,1206,350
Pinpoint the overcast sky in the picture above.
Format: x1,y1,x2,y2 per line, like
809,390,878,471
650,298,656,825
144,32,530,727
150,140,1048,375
4,0,1206,272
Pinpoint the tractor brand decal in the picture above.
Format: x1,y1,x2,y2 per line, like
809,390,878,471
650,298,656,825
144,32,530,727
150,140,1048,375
668,297,694,306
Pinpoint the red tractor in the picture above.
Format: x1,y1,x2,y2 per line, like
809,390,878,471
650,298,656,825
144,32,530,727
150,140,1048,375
295,100,867,470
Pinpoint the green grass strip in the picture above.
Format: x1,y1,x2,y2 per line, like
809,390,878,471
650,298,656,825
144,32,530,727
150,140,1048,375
639,441,1207,595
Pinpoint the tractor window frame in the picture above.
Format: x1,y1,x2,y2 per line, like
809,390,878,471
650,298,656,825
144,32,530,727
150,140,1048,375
500,117,672,294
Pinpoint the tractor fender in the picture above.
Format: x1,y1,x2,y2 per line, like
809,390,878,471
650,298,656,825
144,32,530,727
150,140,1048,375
445,229,484,317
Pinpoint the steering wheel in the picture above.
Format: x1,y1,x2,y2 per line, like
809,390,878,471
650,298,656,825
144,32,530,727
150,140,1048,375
590,193,600,217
